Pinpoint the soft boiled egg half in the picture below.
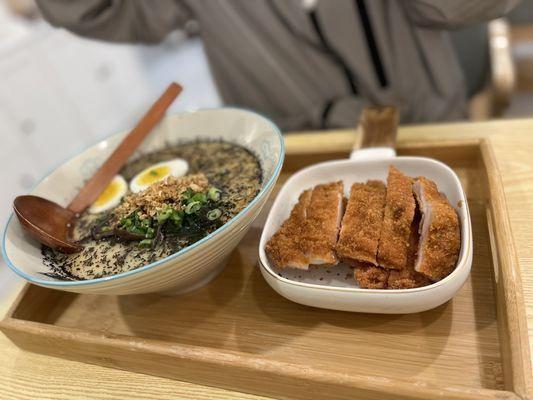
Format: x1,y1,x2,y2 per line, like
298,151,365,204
88,175,128,214
130,158,189,193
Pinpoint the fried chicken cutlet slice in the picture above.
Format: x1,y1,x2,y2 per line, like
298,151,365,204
336,180,386,265
387,209,432,289
265,189,312,269
354,263,390,289
377,166,416,270
356,211,431,290
413,177,461,281
301,181,344,266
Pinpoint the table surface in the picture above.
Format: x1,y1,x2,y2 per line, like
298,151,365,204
2,119,533,399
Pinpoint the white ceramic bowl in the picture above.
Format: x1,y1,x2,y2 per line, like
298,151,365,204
3,108,284,295
259,150,472,314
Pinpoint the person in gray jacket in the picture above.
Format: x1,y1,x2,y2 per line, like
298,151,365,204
36,0,519,131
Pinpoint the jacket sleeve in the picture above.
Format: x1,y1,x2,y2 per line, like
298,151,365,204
35,0,192,43
403,0,521,29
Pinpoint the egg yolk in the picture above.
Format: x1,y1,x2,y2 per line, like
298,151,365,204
93,180,123,207
137,165,171,186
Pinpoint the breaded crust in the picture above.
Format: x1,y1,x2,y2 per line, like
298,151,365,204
336,180,386,265
377,166,416,270
354,263,389,289
265,189,312,269
388,268,432,289
387,210,432,289
301,181,344,266
413,177,461,281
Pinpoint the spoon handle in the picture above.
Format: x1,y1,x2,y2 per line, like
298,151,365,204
68,82,182,214
354,106,399,150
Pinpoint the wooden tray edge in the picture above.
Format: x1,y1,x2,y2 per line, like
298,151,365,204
481,138,533,399
0,317,520,400
1,283,32,321
283,130,484,155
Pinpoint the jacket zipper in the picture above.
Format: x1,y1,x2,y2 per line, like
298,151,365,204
355,0,388,88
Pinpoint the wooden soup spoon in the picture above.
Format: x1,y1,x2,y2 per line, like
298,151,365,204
13,82,183,254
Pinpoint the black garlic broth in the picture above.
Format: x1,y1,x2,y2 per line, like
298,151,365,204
42,141,262,280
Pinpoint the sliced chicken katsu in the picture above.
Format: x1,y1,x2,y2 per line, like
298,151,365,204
387,210,432,289
265,189,312,269
388,268,432,289
336,180,386,265
413,177,461,281
301,181,344,266
377,166,416,270
354,263,389,289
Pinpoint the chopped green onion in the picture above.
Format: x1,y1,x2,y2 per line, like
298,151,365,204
169,210,182,227
156,208,173,224
185,201,202,214
190,193,207,204
121,218,133,228
170,210,182,221
129,226,145,235
149,170,158,176
207,208,222,220
208,187,221,201
182,187,194,200
140,217,152,228
139,239,152,248
145,227,155,238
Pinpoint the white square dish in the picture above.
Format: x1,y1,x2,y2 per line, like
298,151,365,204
258,155,472,314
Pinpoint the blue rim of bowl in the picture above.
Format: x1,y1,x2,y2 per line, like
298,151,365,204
2,107,285,287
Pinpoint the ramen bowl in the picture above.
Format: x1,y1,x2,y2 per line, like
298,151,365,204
3,108,284,295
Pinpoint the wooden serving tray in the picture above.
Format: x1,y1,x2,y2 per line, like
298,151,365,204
2,136,532,400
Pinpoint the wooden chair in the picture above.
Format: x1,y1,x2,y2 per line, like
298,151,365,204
452,19,516,120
